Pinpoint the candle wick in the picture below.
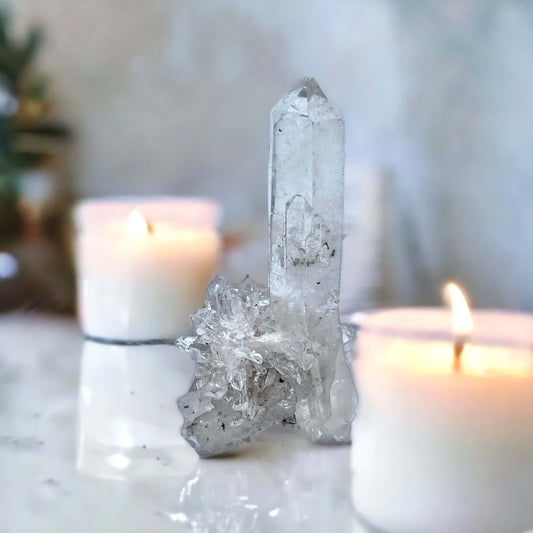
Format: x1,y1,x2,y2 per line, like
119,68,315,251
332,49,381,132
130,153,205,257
146,220,154,234
453,338,465,373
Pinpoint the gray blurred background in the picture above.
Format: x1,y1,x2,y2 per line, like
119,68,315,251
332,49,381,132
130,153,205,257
3,0,533,312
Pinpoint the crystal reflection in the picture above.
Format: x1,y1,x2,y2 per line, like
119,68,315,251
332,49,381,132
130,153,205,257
76,341,198,480
157,426,365,533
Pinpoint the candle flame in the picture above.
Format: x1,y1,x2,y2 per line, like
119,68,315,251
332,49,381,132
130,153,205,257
126,209,152,239
443,282,473,338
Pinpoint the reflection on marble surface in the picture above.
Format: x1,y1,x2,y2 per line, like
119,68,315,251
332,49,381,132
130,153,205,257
167,427,354,532
0,315,369,533
77,341,198,480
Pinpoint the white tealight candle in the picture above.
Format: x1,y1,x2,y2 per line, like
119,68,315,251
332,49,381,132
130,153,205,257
75,197,220,340
351,290,533,533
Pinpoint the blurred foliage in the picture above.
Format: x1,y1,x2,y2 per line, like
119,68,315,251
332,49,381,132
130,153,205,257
0,9,70,242
0,9,44,93
0,176,22,237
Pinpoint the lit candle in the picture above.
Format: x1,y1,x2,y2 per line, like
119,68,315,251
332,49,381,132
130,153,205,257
351,285,533,533
75,197,220,340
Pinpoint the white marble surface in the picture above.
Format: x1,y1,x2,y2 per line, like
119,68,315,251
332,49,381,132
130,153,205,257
0,314,369,533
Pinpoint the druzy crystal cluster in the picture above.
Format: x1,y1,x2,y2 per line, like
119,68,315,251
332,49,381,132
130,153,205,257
178,78,357,457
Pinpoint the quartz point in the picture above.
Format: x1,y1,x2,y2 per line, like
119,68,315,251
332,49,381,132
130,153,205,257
178,78,357,457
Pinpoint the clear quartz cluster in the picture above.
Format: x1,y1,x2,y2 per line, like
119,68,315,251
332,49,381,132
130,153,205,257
178,78,357,457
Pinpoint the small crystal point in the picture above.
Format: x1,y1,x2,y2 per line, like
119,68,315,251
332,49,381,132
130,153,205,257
271,77,341,123
292,77,326,99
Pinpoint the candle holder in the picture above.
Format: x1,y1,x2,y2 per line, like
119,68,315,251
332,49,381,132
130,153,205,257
177,79,357,457
74,196,220,340
351,308,533,533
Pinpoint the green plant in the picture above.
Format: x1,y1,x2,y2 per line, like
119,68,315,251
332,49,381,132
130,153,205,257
0,10,69,242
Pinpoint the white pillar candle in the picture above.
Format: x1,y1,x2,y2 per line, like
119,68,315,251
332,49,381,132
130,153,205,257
351,307,533,533
75,197,220,340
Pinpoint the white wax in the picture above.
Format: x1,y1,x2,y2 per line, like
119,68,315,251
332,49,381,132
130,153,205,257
351,309,533,533
75,197,220,340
